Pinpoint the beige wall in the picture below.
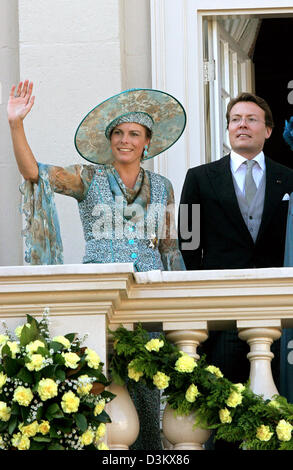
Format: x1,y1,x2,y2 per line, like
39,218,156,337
0,0,22,266
0,0,152,265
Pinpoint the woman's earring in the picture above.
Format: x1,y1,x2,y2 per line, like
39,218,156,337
143,145,148,159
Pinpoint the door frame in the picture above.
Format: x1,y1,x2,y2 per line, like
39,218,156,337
150,0,293,203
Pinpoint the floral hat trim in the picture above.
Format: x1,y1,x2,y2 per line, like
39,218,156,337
74,88,186,164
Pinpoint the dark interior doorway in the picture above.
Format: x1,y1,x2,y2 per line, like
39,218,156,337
253,18,293,169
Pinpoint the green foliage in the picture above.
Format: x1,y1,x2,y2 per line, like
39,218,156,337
0,310,114,451
109,323,293,451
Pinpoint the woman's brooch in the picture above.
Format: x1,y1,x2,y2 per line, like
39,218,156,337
148,233,159,249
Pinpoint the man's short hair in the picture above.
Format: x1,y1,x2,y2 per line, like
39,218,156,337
226,92,274,128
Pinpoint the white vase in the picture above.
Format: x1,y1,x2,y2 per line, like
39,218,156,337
162,404,211,450
106,383,140,450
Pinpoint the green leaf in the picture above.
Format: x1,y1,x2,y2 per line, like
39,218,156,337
53,419,72,434
33,436,52,442
45,403,64,420
0,421,8,433
49,341,64,353
8,415,18,435
1,344,12,358
41,364,57,378
92,410,111,424
10,403,20,416
17,367,34,384
48,442,65,450
53,353,65,366
65,333,77,343
20,319,39,346
20,406,29,422
3,356,22,377
75,413,87,432
55,367,66,382
30,441,46,450
36,405,44,421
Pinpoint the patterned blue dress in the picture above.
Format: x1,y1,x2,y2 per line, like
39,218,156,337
21,162,185,273
20,161,185,449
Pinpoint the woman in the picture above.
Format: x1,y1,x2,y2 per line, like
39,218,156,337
7,80,186,450
8,80,186,272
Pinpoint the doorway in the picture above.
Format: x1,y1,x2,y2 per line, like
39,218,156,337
203,15,293,166
253,18,293,169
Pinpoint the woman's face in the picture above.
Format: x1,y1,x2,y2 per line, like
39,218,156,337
110,122,150,165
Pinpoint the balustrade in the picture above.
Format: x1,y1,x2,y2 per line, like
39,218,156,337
1,264,293,449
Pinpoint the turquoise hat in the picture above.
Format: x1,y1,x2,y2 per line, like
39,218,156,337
74,88,186,164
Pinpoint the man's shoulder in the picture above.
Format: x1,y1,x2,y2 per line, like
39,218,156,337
187,154,230,174
265,156,293,177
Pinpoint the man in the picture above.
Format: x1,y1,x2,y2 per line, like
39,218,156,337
179,92,293,385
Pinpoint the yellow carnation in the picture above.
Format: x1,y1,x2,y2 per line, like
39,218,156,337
53,335,71,349
94,399,106,416
226,390,243,408
62,351,80,369
37,378,58,401
256,425,273,442
95,423,106,440
13,386,33,407
38,420,50,435
19,421,39,437
205,365,223,378
25,339,45,354
12,432,30,450
7,341,20,358
268,399,280,410
77,375,93,396
234,383,245,393
0,372,7,390
97,442,109,450
185,384,200,403
153,371,170,390
219,408,232,424
145,338,164,352
80,429,95,446
0,401,11,422
175,353,196,373
276,419,293,442
85,348,101,369
61,391,80,413
26,354,45,371
128,361,144,382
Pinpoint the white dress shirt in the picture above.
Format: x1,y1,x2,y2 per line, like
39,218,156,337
230,150,265,195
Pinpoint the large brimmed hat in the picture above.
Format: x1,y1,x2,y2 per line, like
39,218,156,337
74,88,186,164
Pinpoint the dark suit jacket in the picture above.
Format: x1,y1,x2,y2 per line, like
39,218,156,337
179,154,293,270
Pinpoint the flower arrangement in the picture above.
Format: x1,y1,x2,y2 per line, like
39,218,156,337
109,324,293,450
0,309,114,450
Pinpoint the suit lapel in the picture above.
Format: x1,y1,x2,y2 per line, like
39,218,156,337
207,154,253,243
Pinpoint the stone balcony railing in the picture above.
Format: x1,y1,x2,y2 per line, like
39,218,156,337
1,263,293,450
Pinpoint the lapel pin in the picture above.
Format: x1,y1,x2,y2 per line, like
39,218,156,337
276,179,282,184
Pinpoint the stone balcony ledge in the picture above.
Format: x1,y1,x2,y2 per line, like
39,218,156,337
0,264,293,330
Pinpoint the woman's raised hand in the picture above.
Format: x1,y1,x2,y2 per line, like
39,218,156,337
7,80,35,123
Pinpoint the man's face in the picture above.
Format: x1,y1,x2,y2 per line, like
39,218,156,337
228,101,272,159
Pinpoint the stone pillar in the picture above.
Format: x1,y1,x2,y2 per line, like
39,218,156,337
106,323,140,450
162,321,211,450
238,320,282,400
164,323,208,359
